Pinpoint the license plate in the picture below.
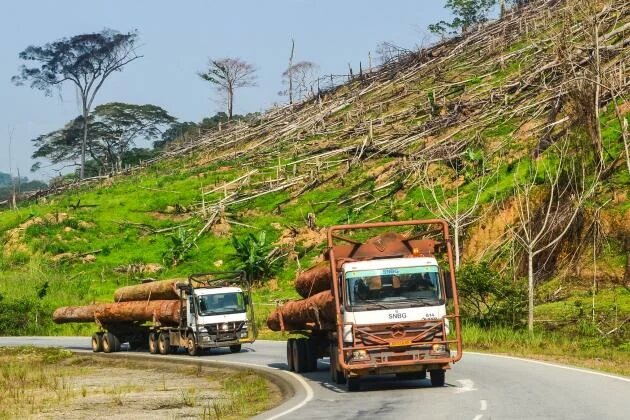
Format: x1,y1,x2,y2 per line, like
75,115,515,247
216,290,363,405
389,339,413,347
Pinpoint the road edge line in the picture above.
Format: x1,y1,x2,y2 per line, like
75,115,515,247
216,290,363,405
466,351,630,382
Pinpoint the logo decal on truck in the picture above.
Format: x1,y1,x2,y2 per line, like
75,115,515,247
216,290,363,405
388,310,407,320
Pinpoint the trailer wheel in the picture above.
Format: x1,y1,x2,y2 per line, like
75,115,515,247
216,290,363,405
186,335,199,356
102,332,120,353
286,338,296,372
229,344,242,353
329,345,346,385
347,376,360,392
148,333,158,354
292,338,308,373
158,332,171,355
304,338,318,372
430,369,445,387
91,333,103,352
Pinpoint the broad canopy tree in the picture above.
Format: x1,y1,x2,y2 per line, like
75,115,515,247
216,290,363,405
13,29,141,179
198,58,257,119
31,103,175,175
429,0,497,35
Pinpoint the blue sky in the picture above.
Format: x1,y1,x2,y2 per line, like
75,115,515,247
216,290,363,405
0,1,449,179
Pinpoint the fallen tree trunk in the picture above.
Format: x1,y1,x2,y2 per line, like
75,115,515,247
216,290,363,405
113,279,186,302
267,291,336,331
53,300,182,325
295,262,331,298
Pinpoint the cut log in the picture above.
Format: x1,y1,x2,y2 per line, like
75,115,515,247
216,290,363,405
52,304,106,323
295,262,331,298
113,279,186,302
53,300,182,325
267,291,336,331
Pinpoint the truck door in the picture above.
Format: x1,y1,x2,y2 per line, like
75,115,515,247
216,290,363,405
187,296,196,328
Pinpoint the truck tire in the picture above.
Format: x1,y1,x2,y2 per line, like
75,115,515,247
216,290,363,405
158,332,171,355
91,333,103,352
300,338,317,372
329,345,346,385
430,369,445,387
148,332,158,354
347,376,361,392
229,344,242,353
186,335,199,356
286,338,296,372
102,332,120,353
293,338,308,373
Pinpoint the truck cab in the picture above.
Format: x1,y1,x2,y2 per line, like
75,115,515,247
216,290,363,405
186,286,251,346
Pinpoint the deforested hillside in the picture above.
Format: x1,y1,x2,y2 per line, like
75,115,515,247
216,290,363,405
1,0,628,347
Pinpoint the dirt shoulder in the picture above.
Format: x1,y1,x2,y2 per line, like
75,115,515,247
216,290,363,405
0,346,282,419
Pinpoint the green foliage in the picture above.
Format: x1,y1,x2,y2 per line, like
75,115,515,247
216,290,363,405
457,262,527,328
429,0,497,35
231,231,283,281
162,228,197,267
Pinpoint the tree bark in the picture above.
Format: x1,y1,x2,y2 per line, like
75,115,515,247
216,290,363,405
454,223,461,270
80,103,89,179
113,279,186,302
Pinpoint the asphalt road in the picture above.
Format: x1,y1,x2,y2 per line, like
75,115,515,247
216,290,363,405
1,337,629,419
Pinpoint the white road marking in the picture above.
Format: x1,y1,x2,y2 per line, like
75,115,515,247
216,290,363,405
472,415,483,420
455,378,477,393
480,400,487,411
266,371,314,420
467,352,630,383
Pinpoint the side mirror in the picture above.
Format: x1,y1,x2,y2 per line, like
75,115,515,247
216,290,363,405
243,295,250,305
443,272,453,299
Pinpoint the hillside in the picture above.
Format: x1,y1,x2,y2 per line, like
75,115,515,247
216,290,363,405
1,0,628,345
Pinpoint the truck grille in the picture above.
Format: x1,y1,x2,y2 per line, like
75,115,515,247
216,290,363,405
354,321,443,346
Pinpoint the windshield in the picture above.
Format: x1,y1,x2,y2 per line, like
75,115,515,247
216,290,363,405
197,292,246,316
345,265,442,309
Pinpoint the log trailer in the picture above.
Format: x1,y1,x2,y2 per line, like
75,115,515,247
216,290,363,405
272,220,462,391
87,272,257,356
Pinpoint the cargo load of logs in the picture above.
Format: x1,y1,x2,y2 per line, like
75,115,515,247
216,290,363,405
267,262,336,331
52,279,186,326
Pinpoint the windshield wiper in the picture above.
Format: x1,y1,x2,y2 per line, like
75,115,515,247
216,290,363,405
357,300,391,310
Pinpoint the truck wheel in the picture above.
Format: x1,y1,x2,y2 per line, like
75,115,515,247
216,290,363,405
186,335,199,356
148,333,158,354
347,376,361,392
300,338,317,372
91,333,103,352
329,345,346,385
430,369,446,387
158,332,171,355
102,332,120,353
286,338,296,372
293,339,308,373
229,344,242,353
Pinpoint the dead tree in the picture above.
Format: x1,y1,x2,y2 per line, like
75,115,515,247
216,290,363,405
512,142,597,332
416,159,496,270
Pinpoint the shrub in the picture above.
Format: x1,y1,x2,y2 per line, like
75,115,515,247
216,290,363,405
231,231,283,282
457,262,527,328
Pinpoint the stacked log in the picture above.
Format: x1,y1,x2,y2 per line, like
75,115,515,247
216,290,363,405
53,300,182,325
113,279,185,302
294,262,331,298
266,291,335,331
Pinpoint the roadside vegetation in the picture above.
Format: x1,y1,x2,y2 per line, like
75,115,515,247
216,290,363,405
0,346,280,419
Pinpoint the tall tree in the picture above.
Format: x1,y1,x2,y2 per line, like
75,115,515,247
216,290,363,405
12,29,141,179
198,58,257,119
429,0,497,35
31,103,174,175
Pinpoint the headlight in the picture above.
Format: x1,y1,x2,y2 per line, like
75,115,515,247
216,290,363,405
240,331,248,338
351,350,369,361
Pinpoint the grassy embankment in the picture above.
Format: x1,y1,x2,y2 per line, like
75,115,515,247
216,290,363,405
0,346,279,419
